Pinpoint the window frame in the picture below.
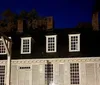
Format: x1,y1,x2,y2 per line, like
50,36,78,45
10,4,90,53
45,63,53,84
0,65,5,85
70,63,80,84
46,35,57,53
68,34,80,52
21,37,31,54
0,37,11,55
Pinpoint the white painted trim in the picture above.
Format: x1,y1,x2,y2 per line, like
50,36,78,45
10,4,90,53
21,37,31,39
1,57,100,65
45,35,57,37
21,37,31,54
0,57,100,65
68,34,80,36
68,34,80,52
45,35,57,53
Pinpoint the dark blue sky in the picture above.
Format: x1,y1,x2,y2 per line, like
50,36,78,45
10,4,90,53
0,0,96,28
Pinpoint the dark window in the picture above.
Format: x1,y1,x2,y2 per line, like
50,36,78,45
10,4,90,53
71,36,79,51
23,39,30,53
19,66,30,69
48,37,55,52
0,40,6,54
0,66,5,85
45,62,53,85
70,63,79,84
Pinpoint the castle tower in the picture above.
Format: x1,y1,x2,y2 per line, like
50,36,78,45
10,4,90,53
92,12,99,31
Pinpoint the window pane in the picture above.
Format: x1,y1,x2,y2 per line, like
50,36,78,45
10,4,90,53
45,63,53,85
70,35,79,51
0,66,5,85
22,39,30,53
47,37,56,52
0,40,6,54
70,63,79,84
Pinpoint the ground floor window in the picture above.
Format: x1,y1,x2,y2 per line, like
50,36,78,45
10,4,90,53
0,66,5,85
45,61,53,85
70,63,80,84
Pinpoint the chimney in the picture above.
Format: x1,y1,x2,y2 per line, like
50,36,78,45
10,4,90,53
92,12,99,31
17,19,24,33
46,16,54,30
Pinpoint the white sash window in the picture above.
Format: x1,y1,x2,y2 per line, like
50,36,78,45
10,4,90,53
69,34,80,52
21,37,31,54
46,35,57,53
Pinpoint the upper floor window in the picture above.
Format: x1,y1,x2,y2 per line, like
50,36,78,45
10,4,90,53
46,35,57,53
0,37,11,55
21,37,31,54
69,34,80,52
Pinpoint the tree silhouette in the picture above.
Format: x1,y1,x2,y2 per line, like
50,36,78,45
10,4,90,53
2,9,15,22
27,9,38,20
0,9,16,32
27,9,39,29
0,8,45,33
18,10,28,20
1,9,18,32
93,0,100,12
75,22,92,32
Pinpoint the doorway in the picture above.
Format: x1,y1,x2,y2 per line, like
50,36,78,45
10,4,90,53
17,66,32,85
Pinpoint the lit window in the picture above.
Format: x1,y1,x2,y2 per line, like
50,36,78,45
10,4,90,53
69,34,80,52
0,66,5,85
45,62,53,85
0,37,11,55
46,35,57,53
21,37,31,54
70,63,80,84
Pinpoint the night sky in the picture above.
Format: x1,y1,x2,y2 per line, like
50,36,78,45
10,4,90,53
0,0,97,28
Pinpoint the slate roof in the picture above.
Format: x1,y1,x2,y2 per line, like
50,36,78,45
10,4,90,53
0,28,100,60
